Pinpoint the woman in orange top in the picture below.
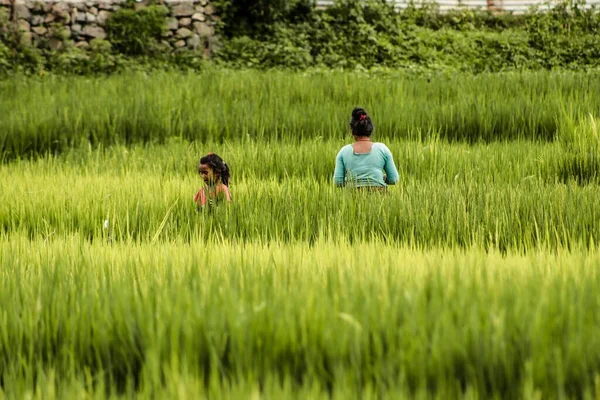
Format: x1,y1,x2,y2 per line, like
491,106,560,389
194,153,232,208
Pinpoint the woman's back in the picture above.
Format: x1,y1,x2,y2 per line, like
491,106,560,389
334,142,399,187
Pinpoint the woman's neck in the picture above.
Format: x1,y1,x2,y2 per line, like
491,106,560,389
354,136,371,142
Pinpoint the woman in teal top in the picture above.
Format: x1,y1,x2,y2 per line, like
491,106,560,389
333,108,399,188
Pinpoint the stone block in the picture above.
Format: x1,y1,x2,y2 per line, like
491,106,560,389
203,4,215,15
174,39,186,48
179,17,191,27
191,13,204,22
15,4,32,20
49,37,63,50
165,17,178,30
86,12,96,22
18,20,31,32
82,24,106,39
172,4,194,16
176,27,192,38
32,26,47,35
52,2,71,17
31,15,44,26
31,1,44,12
89,6,98,15
75,41,90,49
44,13,56,23
193,21,212,37
75,11,86,22
52,3,71,23
97,10,110,25
187,33,200,49
71,23,82,34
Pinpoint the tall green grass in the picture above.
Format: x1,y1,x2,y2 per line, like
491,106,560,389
2,70,600,158
557,113,600,184
3,71,600,397
2,136,599,248
2,236,600,398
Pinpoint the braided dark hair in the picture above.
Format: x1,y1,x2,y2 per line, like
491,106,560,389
199,153,230,186
350,107,374,137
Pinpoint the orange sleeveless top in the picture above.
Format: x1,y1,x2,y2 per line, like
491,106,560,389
194,184,232,207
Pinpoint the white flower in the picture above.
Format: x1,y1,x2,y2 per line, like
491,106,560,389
103,219,109,229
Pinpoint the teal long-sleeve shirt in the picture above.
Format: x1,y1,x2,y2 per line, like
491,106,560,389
333,143,400,187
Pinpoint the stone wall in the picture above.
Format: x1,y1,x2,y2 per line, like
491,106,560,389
0,0,218,55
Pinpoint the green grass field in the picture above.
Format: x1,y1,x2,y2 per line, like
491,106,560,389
2,71,600,398
2,69,600,159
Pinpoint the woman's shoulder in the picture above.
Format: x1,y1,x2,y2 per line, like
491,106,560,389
372,142,391,152
217,184,232,201
337,144,354,155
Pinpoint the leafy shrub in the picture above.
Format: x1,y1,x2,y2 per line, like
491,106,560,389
0,8,13,72
214,0,313,38
45,39,121,75
106,2,167,56
47,46,90,74
0,7,47,73
216,24,312,68
0,41,10,72
213,0,600,72
88,39,120,73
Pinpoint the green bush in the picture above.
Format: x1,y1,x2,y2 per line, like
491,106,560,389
4,0,600,74
217,24,313,68
0,7,46,74
106,2,167,56
88,39,121,73
214,0,313,38
0,41,10,71
213,0,600,72
0,8,13,72
45,39,121,75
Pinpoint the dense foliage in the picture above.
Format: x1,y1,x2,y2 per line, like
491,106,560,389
2,0,600,73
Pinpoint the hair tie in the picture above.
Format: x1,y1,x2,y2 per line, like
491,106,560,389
359,114,367,121
207,152,213,155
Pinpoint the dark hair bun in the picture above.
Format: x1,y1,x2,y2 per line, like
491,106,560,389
350,107,374,137
352,108,368,121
